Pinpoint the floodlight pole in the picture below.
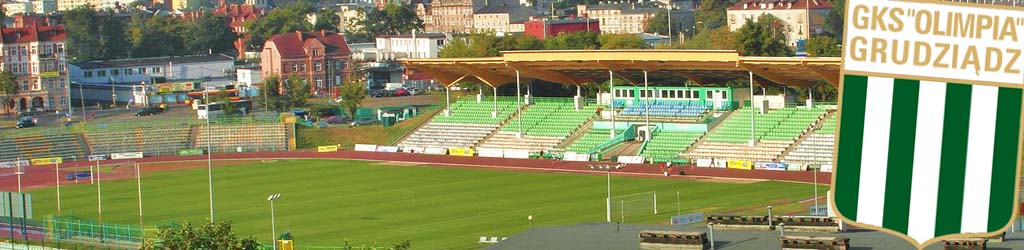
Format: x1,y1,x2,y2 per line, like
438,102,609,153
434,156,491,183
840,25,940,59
606,169,612,222
268,194,281,250
813,165,819,214
205,88,214,222
516,70,523,138
748,71,756,145
608,70,616,139
136,163,144,231
55,162,61,214
643,70,650,141
97,160,103,226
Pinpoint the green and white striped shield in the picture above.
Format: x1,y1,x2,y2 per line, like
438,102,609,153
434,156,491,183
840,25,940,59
833,74,1023,244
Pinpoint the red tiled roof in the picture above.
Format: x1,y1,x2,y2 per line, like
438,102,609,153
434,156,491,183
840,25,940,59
727,0,832,11
2,25,66,43
266,30,352,58
214,4,265,28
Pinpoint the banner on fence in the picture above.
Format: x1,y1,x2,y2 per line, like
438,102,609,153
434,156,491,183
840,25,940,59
177,149,203,156
110,152,143,160
87,154,108,161
754,162,788,171
317,145,340,152
695,159,712,167
448,148,475,157
787,163,806,172
670,212,705,225
65,171,91,181
375,146,399,153
563,152,591,162
401,146,424,154
726,160,753,170
820,164,833,172
354,144,378,152
809,205,829,216
0,193,31,219
424,147,448,155
0,160,29,169
503,150,530,159
477,148,504,158
617,156,644,164
29,157,62,166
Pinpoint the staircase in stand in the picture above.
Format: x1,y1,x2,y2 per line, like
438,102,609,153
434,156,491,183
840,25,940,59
778,111,835,161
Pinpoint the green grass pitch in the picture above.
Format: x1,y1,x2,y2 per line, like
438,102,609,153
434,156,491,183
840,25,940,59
26,159,825,249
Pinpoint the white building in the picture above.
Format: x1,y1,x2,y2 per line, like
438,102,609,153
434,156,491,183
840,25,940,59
0,25,69,113
56,0,121,11
69,54,235,103
236,67,261,86
726,0,832,47
373,33,447,60
3,0,55,15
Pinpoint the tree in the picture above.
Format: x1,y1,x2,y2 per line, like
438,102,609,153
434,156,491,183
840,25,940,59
644,10,670,36
184,12,237,55
313,9,341,32
357,3,423,38
681,26,736,50
338,62,367,118
284,74,310,109
145,221,260,250
131,15,187,57
823,0,845,39
543,32,599,50
694,0,740,33
64,6,101,61
805,36,841,57
259,75,287,112
245,2,315,50
733,14,793,56
97,10,130,59
598,34,645,49
0,71,16,116
437,37,474,58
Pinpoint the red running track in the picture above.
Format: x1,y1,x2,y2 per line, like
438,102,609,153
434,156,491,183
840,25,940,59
0,150,833,192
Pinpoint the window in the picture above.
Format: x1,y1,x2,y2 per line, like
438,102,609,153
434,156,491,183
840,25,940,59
153,67,161,73
112,69,120,76
300,63,307,72
721,92,728,99
98,70,107,77
706,91,712,99
315,76,322,87
60,97,66,107
32,80,39,90
60,79,65,89
20,80,28,91
125,69,133,75
139,68,147,74
48,98,53,108
315,63,322,71
47,79,54,89
84,71,93,77
291,63,298,72
311,49,319,56
57,44,63,54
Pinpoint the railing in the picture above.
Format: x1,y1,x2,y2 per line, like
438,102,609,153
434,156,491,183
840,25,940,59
586,125,636,155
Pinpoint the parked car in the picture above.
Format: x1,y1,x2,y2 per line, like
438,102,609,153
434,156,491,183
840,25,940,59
394,88,410,96
406,87,423,96
15,117,35,129
369,89,391,98
16,111,35,118
349,119,378,127
133,107,164,116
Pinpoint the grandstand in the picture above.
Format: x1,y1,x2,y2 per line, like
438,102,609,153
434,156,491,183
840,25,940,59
639,130,704,163
477,98,596,151
781,113,837,165
0,134,86,162
687,107,829,162
564,128,622,153
85,127,192,156
617,102,708,123
194,123,289,153
397,97,520,149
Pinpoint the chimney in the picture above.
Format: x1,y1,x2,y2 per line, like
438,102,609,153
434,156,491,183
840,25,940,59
296,31,302,40
219,0,225,6
320,29,326,37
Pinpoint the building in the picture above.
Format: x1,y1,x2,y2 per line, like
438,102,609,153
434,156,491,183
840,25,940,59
212,1,265,58
1,24,68,113
245,0,269,9
371,32,447,60
336,4,367,33
236,67,261,86
576,4,661,34
56,0,122,11
261,30,352,97
3,0,56,15
421,0,517,33
69,54,235,104
472,3,534,34
169,0,202,11
523,18,599,40
726,0,832,47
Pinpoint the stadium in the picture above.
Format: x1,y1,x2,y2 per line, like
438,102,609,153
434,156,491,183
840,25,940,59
0,50,1019,250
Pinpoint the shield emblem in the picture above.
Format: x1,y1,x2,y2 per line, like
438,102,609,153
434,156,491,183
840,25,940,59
831,0,1024,248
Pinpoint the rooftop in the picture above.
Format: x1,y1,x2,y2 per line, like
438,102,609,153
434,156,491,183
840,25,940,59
1,25,65,43
73,54,235,69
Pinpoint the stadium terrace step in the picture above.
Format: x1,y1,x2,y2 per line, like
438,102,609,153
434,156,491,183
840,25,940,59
781,113,837,165
686,107,828,163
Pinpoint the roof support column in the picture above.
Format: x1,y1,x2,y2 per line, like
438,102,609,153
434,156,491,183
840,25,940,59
445,85,451,117
807,85,815,109
492,86,498,118
609,70,617,139
516,70,523,138
643,70,651,142
748,71,756,147
575,85,582,111
477,84,483,103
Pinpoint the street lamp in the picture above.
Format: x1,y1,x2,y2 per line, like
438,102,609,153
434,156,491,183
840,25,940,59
267,193,282,250
590,164,625,222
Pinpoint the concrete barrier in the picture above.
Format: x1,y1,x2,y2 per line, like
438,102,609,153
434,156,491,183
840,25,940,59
943,239,987,250
705,215,773,231
779,236,849,250
639,231,709,250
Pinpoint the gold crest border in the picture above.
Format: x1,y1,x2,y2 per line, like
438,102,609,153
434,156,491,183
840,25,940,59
829,0,1024,249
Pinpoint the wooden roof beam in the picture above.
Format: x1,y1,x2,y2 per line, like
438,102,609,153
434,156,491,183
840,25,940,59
412,66,472,87
454,63,516,87
507,63,594,85
740,63,814,88
802,62,840,87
